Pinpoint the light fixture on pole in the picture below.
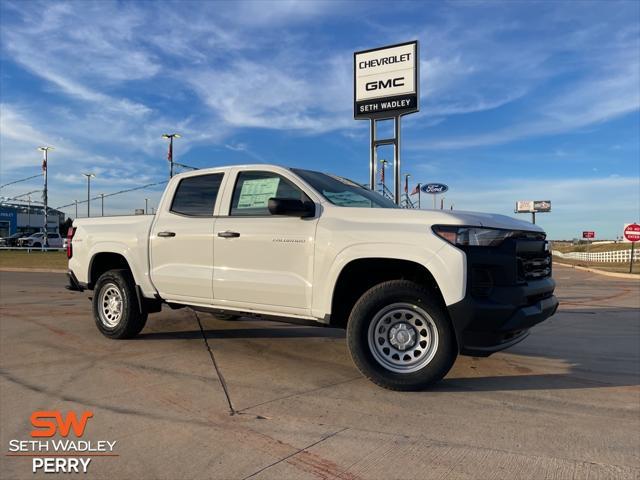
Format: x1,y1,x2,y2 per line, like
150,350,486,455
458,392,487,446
37,146,54,246
162,133,181,179
82,173,95,217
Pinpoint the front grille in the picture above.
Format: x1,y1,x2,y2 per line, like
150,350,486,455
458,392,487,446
517,251,551,281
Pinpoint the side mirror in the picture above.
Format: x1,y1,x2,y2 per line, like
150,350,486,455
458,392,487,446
268,198,315,218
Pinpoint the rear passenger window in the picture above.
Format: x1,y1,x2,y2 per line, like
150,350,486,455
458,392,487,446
170,174,223,216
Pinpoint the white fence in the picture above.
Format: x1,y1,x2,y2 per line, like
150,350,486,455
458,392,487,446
553,249,639,263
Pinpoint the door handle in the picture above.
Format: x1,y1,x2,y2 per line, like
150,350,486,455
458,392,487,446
157,231,176,238
217,231,240,238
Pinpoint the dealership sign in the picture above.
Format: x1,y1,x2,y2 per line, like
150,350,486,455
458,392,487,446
421,183,448,194
516,200,552,213
354,41,419,119
582,231,595,239
533,200,551,212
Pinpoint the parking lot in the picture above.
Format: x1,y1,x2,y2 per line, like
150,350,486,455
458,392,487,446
0,265,638,479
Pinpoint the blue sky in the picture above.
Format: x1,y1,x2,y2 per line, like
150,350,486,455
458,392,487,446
0,0,638,239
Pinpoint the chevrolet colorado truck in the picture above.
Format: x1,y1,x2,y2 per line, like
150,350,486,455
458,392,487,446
67,164,558,390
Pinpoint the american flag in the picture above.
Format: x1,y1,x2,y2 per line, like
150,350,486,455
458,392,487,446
167,140,173,162
42,157,47,172
410,184,420,195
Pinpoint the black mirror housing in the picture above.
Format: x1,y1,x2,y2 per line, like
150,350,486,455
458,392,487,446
268,198,315,218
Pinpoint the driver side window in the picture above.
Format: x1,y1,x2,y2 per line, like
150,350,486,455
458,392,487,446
230,171,309,216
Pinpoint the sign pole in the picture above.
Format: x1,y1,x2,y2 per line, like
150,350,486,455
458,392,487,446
394,116,401,205
623,224,640,273
43,149,48,246
418,185,421,209
369,119,376,191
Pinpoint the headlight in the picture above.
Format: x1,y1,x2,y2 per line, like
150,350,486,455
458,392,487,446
432,226,515,247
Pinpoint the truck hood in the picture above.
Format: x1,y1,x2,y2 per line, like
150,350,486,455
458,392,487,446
430,210,545,232
327,207,545,233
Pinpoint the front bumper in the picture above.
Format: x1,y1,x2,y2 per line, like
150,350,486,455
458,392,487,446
447,236,558,356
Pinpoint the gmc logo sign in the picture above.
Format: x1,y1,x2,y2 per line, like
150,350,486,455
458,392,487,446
365,77,405,91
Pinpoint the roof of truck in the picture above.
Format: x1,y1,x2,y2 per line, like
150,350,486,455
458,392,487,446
172,164,295,178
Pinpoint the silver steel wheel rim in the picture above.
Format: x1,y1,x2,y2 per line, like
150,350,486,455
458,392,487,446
367,302,439,373
99,283,123,328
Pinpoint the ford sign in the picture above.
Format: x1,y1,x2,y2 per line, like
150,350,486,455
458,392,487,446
421,183,448,194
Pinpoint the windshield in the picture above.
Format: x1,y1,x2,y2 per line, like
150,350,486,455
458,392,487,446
292,169,398,209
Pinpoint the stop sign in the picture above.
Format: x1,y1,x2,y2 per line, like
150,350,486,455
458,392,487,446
624,223,640,242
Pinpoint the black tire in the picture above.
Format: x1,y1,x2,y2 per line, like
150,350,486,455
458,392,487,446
346,280,457,391
92,269,147,339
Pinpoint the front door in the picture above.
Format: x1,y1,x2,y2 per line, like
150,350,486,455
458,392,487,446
150,172,224,303
213,170,317,313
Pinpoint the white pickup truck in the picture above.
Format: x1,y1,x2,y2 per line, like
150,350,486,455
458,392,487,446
67,164,558,390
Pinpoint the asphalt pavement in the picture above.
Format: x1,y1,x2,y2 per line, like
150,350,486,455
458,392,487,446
0,265,638,479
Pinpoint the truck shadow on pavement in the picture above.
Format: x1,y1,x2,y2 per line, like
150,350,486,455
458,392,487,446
135,307,639,392
137,326,346,340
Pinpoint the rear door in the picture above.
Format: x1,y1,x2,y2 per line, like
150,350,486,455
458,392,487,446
212,169,318,314
150,172,224,303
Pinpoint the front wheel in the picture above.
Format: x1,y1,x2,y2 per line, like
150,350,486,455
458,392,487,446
92,269,147,339
347,280,457,391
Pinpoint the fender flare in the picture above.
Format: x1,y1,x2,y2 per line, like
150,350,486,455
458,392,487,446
313,242,456,318
87,242,142,288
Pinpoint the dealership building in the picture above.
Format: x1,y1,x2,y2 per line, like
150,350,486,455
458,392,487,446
0,202,66,237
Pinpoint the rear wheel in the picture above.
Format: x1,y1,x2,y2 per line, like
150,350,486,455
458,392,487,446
92,269,147,339
347,280,456,391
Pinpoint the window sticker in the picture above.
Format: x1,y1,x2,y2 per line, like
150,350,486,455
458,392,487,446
237,177,280,209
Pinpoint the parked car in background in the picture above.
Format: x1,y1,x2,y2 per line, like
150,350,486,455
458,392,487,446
17,232,63,248
0,232,28,247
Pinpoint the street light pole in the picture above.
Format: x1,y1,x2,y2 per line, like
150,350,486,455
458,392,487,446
75,200,78,219
145,198,148,215
37,146,53,246
162,133,181,179
100,193,105,216
82,173,95,217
